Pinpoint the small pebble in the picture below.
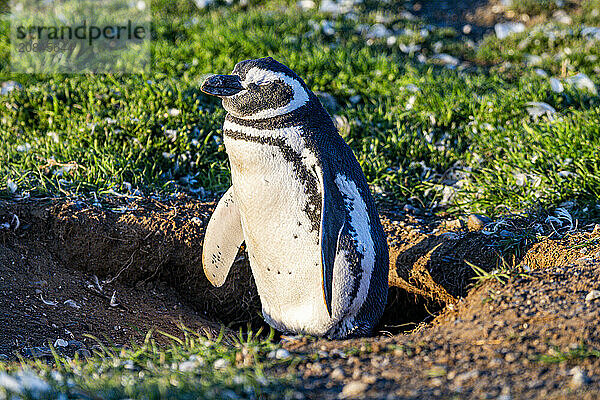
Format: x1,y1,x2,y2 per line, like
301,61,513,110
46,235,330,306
585,290,600,302
444,219,464,230
340,381,368,399
331,367,345,380
213,358,229,369
570,366,590,388
54,339,68,348
63,299,81,309
275,349,291,359
467,214,490,231
549,78,564,93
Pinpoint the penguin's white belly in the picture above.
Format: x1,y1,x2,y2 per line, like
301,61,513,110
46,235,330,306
224,133,333,335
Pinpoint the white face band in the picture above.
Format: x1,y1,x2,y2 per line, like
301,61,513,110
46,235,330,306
231,67,309,120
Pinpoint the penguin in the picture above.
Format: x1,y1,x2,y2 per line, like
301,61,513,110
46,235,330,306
200,57,388,339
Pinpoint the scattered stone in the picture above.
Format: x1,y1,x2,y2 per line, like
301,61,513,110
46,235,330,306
525,54,543,66
569,366,590,388
192,0,213,9
330,348,346,358
454,369,479,384
566,73,597,95
462,24,472,35
53,339,68,348
1,81,22,96
553,10,572,24
399,43,421,54
467,214,491,231
444,219,464,230
14,370,51,395
585,290,600,302
495,22,525,39
526,102,556,118
581,26,600,41
297,0,315,10
63,299,81,309
349,95,361,105
321,20,335,36
366,24,389,39
0,354,8,361
0,372,21,393
179,356,204,372
340,381,368,399
400,10,416,20
274,349,291,359
430,53,460,67
549,78,564,93
6,179,17,194
331,367,345,380
213,358,230,369
318,350,329,358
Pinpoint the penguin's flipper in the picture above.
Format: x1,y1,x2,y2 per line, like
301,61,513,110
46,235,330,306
202,186,244,287
320,174,346,317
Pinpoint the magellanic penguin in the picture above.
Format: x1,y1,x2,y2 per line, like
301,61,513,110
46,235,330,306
200,57,388,339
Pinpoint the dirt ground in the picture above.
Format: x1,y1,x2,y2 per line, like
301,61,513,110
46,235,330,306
1,193,599,398
286,231,600,399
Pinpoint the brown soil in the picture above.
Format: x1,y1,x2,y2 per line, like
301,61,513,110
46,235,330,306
0,194,509,356
1,195,600,398
409,0,584,38
286,231,600,399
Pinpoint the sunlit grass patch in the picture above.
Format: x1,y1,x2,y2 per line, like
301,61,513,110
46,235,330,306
0,0,599,218
0,327,297,400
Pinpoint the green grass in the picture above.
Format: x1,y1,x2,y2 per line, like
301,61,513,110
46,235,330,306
468,257,532,287
536,344,600,364
1,0,600,217
0,327,298,399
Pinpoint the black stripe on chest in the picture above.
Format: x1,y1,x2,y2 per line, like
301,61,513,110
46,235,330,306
339,189,365,308
224,128,322,233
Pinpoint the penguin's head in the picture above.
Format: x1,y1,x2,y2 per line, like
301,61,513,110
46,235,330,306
201,57,311,120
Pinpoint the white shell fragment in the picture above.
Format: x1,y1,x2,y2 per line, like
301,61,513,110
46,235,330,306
495,22,525,39
549,78,564,93
64,299,81,309
565,73,598,95
526,102,556,118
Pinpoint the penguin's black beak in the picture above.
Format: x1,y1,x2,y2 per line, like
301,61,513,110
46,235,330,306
201,74,244,97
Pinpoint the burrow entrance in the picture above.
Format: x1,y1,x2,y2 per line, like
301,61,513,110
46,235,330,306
0,195,528,356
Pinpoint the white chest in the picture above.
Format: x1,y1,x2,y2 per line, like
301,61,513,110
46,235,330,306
222,122,333,335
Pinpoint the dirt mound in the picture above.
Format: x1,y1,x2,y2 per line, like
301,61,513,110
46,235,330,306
3,196,261,323
281,232,600,399
0,195,534,356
